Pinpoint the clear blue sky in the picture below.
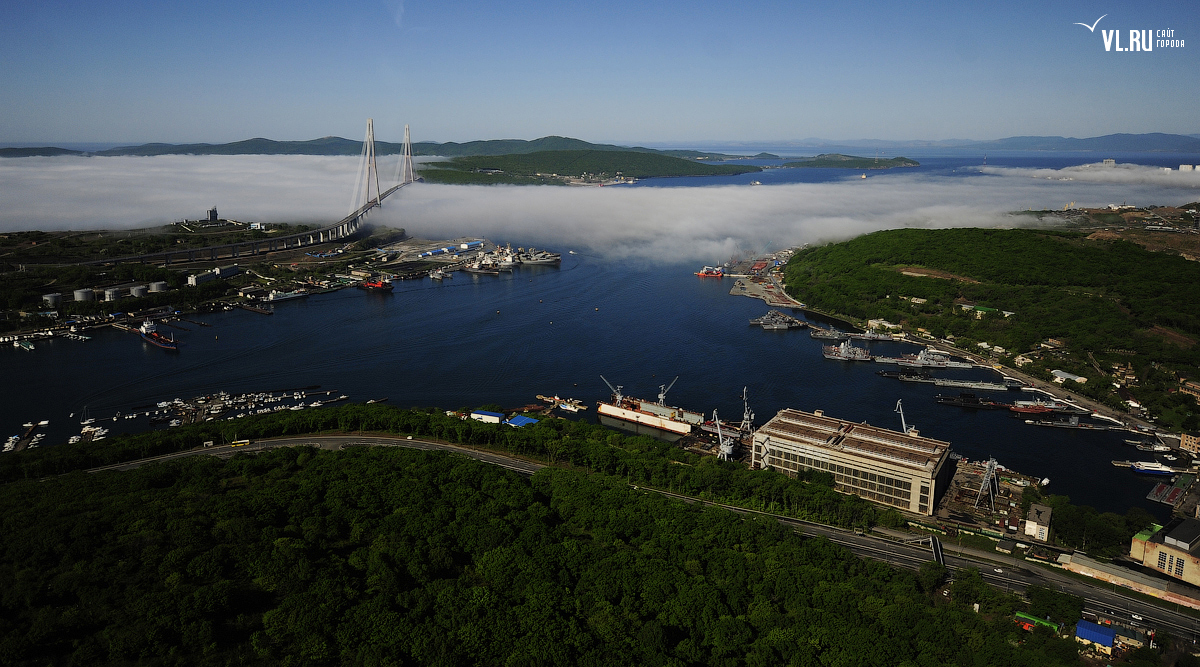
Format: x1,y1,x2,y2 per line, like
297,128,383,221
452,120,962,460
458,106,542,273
2,0,1196,144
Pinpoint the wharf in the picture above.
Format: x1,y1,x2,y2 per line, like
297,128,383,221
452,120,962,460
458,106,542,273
730,277,804,308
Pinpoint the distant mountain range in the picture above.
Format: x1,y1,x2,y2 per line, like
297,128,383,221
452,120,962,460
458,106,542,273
0,136,733,160
2,132,1198,158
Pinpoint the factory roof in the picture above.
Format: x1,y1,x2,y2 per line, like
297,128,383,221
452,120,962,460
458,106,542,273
758,408,951,473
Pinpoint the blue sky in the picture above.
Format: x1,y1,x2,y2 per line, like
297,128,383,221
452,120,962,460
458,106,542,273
2,0,1197,144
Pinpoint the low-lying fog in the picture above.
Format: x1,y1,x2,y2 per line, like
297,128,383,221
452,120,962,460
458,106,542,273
2,155,1197,262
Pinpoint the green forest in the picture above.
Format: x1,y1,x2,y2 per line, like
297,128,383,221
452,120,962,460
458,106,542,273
419,149,760,184
782,228,1200,428
1,442,1096,666
0,403,1161,565
783,154,919,169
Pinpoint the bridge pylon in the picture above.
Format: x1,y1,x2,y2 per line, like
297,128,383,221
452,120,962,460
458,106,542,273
350,118,383,215
397,124,415,186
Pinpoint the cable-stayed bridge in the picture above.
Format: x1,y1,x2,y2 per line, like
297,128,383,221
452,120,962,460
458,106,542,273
77,119,415,267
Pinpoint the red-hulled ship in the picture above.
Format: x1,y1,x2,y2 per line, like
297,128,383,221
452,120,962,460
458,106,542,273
357,277,394,292
138,320,178,350
695,266,724,278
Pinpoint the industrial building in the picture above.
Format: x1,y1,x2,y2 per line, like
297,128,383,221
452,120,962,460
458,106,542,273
1130,518,1200,587
1025,504,1053,542
751,408,954,515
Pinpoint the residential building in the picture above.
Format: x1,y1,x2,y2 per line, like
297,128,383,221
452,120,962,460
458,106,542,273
1183,433,1200,456
751,408,954,516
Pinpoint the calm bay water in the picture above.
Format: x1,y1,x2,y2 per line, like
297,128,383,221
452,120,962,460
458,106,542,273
0,257,1167,518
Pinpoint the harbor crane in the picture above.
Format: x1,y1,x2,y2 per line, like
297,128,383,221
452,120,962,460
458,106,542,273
600,375,623,403
895,399,915,435
658,376,679,406
714,410,736,461
738,386,755,437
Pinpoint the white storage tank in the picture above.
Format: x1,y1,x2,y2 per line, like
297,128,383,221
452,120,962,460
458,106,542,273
104,288,122,302
42,293,62,308
130,285,148,298
148,281,169,293
74,288,95,302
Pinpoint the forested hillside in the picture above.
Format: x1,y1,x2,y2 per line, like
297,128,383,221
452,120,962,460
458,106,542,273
783,228,1200,427
0,446,1084,666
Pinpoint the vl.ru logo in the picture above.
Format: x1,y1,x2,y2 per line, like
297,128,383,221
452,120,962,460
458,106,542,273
1073,15,1184,51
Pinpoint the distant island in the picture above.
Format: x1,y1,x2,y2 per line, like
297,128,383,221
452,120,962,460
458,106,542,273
783,153,919,169
418,149,761,185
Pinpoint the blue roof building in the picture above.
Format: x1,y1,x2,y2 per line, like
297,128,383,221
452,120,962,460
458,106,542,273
1075,619,1116,655
470,410,505,424
504,415,539,428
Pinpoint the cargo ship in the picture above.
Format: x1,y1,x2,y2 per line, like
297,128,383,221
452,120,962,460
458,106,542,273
822,339,872,361
596,376,705,436
138,319,178,350
357,277,394,292
695,266,725,278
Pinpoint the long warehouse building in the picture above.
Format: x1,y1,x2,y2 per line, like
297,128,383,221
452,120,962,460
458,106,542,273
752,408,954,516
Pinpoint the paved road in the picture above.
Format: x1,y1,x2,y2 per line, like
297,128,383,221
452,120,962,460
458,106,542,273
88,434,1199,640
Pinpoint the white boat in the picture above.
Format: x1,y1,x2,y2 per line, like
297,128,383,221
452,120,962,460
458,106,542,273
1131,461,1174,476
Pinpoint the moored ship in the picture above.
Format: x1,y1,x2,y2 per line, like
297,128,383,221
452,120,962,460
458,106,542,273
357,277,394,292
596,376,705,436
265,289,309,302
1010,398,1090,415
695,266,725,278
876,347,974,369
516,247,562,265
138,319,178,350
1131,461,1175,476
935,392,1011,410
822,339,871,361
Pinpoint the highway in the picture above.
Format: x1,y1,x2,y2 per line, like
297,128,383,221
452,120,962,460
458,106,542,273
87,433,1200,642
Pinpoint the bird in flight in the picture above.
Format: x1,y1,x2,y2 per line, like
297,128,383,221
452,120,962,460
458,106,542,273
1073,15,1107,32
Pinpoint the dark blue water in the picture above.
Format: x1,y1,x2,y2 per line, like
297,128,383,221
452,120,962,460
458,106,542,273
0,257,1168,518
